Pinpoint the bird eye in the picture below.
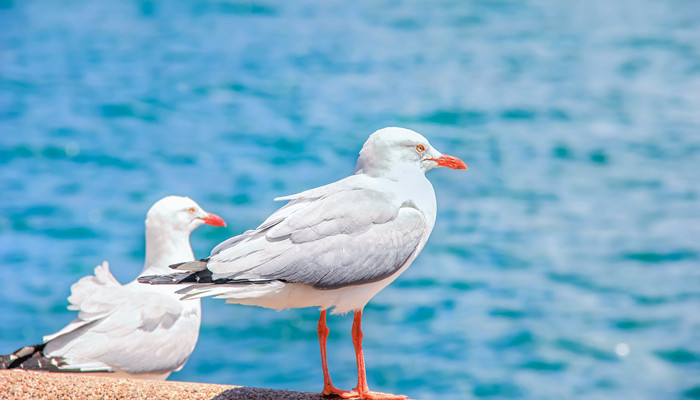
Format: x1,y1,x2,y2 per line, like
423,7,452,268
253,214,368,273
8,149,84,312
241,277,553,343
416,144,425,153
187,207,195,214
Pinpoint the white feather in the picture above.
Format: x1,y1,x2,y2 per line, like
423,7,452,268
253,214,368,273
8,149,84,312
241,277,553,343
38,196,223,379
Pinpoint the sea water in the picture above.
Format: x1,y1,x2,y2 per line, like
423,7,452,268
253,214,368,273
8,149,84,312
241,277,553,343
1,1,699,399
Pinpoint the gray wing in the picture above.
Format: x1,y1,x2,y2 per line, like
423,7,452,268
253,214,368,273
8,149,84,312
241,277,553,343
204,183,427,290
40,262,194,374
43,288,193,374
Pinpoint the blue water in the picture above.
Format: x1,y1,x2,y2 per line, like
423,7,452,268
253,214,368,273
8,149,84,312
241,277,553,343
1,1,699,399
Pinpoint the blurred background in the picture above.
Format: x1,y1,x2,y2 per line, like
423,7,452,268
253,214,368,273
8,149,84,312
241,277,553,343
1,0,699,399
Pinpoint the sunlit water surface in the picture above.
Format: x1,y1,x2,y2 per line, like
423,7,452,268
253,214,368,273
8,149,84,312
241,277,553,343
1,1,699,399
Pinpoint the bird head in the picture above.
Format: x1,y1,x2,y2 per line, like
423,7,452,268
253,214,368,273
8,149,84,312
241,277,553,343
146,196,226,234
354,127,467,178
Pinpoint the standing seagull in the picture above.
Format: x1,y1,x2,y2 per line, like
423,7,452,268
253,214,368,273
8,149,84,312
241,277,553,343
1,196,226,379
139,127,467,398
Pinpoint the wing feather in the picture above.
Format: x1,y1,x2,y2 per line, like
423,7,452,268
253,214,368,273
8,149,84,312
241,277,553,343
43,262,122,342
42,262,194,374
205,180,427,290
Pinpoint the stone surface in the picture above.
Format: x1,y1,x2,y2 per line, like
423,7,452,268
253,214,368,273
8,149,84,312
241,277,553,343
0,370,330,400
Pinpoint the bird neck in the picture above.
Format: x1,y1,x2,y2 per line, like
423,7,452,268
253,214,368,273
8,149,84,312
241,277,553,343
141,221,195,277
356,160,425,183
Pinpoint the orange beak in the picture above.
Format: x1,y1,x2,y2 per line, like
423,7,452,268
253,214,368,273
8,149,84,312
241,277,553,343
431,154,468,170
201,213,226,227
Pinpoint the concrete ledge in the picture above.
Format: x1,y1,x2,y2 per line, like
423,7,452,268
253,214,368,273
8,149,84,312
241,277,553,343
0,370,329,400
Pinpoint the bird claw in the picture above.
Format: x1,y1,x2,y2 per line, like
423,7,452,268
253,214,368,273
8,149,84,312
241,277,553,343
330,389,408,400
321,384,356,398
356,391,408,400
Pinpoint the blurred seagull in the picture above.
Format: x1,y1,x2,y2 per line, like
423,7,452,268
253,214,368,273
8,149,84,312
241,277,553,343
139,127,467,399
0,196,226,379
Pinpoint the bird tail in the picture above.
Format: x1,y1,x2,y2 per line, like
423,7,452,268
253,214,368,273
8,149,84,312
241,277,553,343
137,272,198,285
139,258,218,285
0,343,79,372
170,259,208,271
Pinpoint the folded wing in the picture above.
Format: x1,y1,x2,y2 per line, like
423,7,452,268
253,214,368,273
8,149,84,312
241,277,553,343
42,262,191,373
185,180,427,290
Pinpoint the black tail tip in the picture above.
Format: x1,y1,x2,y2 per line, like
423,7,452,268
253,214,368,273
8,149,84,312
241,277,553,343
169,259,208,271
169,261,187,270
137,275,154,284
138,272,199,285
137,275,175,284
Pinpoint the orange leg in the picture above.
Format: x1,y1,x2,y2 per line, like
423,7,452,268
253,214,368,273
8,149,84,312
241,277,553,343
343,310,407,400
318,310,355,397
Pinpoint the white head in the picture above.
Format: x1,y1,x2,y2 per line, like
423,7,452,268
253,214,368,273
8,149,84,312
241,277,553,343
142,196,225,276
354,127,467,179
145,196,226,233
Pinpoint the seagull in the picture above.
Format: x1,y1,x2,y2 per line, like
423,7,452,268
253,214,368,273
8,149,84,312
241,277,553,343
139,127,467,398
0,196,226,380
